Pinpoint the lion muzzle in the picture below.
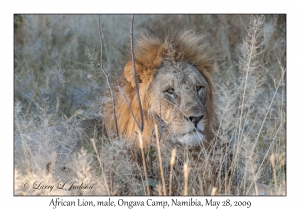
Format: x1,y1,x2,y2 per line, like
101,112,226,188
187,115,203,127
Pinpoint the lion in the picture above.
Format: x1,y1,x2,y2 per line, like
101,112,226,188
102,28,217,149
15,28,217,158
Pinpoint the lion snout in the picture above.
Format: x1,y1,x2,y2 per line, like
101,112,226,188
185,115,204,126
184,115,206,132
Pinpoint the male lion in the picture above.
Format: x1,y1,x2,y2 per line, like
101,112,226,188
102,28,217,148
15,28,217,159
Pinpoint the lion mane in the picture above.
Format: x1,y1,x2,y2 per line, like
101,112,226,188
102,28,217,147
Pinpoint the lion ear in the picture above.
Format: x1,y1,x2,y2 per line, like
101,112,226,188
124,61,144,87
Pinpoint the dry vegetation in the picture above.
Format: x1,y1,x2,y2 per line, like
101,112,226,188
14,14,286,195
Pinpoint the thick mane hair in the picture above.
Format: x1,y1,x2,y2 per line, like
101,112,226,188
102,27,217,146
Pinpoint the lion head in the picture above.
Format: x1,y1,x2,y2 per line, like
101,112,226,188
103,28,217,148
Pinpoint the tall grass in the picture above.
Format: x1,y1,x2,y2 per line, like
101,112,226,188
14,14,286,195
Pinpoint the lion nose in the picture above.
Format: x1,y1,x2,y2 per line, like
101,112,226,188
186,115,204,126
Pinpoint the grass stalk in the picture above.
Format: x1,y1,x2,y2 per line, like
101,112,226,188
169,148,176,196
130,14,144,132
98,15,119,139
269,153,278,195
138,132,150,196
90,138,110,195
183,162,190,196
154,124,166,196
211,187,217,196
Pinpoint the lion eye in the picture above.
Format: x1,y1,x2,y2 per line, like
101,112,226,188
165,88,175,94
196,86,204,92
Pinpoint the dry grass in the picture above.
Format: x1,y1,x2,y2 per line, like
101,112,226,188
14,14,286,196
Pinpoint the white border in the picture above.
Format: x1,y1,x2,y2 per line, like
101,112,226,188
2,0,298,209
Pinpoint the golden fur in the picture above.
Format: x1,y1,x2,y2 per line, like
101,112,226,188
102,28,217,147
